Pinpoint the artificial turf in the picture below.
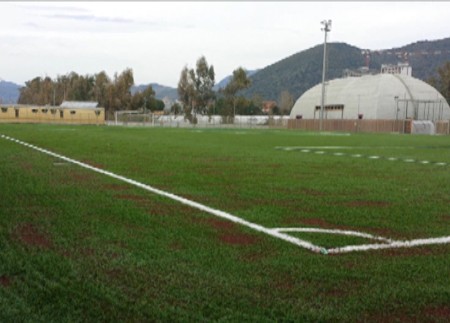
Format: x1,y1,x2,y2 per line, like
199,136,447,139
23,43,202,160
1,124,449,321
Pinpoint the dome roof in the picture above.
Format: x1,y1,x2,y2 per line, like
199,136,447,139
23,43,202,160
290,74,450,120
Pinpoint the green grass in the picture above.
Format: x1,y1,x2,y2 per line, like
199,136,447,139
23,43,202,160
1,124,449,321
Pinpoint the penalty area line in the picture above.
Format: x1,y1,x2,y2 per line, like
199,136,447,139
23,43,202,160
4,134,449,255
328,236,450,254
0,134,324,254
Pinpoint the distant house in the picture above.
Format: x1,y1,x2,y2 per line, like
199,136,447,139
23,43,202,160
60,101,99,109
0,101,105,125
262,101,278,114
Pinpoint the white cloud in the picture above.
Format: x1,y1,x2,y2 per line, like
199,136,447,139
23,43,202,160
1,1,449,87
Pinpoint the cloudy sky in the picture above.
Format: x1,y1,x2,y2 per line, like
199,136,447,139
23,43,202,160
1,1,449,87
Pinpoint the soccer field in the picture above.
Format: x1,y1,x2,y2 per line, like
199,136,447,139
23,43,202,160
1,124,449,321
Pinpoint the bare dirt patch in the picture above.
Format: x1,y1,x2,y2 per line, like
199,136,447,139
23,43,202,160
191,216,260,246
146,202,197,217
297,217,334,227
363,304,450,323
116,194,148,202
18,161,33,172
219,233,259,246
269,275,296,291
115,193,197,217
103,184,129,191
169,241,185,251
0,276,12,288
190,216,238,231
300,188,326,197
105,268,125,280
63,169,93,184
14,223,53,249
201,218,236,230
422,305,450,320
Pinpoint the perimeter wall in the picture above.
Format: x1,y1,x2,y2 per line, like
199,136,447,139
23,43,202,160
287,119,450,135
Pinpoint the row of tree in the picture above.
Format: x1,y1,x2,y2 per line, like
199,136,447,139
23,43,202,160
427,61,450,104
18,69,164,118
17,56,300,122
176,56,291,123
15,53,450,123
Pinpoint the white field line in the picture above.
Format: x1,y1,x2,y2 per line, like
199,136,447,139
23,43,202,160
0,134,323,254
328,236,450,254
273,227,450,255
276,146,449,167
3,134,449,255
272,227,395,243
275,146,353,150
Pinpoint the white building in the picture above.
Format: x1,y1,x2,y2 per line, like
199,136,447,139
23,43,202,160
289,73,450,122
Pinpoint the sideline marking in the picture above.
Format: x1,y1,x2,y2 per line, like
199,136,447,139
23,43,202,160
0,134,322,254
276,146,449,167
3,134,449,255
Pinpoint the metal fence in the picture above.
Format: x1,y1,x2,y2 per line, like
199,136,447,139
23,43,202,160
287,119,450,135
109,113,290,129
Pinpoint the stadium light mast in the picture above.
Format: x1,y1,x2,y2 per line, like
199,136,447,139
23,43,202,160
320,19,332,131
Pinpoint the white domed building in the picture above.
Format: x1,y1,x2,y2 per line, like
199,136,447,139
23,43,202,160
289,65,450,134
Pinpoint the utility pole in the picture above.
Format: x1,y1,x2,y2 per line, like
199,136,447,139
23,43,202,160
320,19,332,131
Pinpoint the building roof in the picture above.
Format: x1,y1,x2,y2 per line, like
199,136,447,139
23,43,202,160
289,74,450,120
60,101,99,109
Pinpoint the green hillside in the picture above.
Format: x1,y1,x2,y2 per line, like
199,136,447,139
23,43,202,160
369,38,450,81
243,38,450,101
242,43,364,101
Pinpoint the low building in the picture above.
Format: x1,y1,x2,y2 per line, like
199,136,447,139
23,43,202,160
289,65,450,134
289,73,449,121
0,101,104,125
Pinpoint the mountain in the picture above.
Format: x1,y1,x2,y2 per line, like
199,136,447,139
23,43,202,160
0,80,21,104
367,37,450,81
3,38,450,105
242,37,450,101
213,69,259,91
131,83,178,101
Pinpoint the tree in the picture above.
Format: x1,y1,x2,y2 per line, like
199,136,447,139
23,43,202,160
112,68,134,111
18,76,56,105
279,90,294,115
177,66,196,122
171,102,182,116
94,71,111,108
144,97,164,112
428,61,450,104
16,68,138,120
194,56,215,116
177,56,215,123
142,85,156,111
222,67,251,119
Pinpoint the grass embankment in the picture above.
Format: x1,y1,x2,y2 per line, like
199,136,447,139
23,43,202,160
0,124,449,321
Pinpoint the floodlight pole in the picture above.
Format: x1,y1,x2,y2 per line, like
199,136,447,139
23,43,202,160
320,19,331,132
